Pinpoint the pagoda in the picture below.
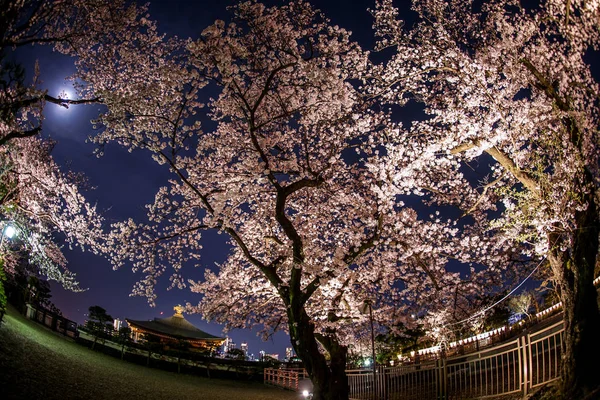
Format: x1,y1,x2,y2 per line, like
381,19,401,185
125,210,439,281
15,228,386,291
127,305,224,352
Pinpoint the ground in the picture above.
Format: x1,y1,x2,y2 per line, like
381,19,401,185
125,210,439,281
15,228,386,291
0,306,297,400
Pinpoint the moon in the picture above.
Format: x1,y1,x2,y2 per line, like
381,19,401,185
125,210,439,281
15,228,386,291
54,86,75,113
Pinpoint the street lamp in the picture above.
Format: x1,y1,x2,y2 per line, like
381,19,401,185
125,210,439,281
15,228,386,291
360,299,377,400
3,225,15,239
1,224,17,249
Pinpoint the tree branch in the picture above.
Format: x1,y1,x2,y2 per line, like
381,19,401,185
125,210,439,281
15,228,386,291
0,126,42,146
451,140,539,194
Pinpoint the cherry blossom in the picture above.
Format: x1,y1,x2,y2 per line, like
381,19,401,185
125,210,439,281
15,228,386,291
0,137,102,290
80,2,518,399
372,0,600,396
1,0,146,290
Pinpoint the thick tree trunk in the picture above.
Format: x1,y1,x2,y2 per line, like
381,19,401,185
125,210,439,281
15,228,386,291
548,189,600,398
288,306,349,400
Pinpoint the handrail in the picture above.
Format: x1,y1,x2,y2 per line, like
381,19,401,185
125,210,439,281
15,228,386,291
348,316,567,399
263,368,308,391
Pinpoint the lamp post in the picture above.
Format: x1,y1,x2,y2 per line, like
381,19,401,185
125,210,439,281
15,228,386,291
361,299,377,400
0,223,16,324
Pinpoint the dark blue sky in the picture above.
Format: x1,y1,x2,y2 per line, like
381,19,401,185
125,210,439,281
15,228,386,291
23,0,389,358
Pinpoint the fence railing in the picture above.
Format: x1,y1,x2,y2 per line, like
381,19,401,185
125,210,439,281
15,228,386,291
25,303,78,338
264,367,308,391
348,319,564,399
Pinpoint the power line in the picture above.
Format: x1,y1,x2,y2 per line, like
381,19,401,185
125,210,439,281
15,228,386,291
442,257,546,329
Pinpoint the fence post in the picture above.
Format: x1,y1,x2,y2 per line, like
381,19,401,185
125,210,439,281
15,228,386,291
377,366,387,400
372,366,377,400
520,335,529,396
436,358,447,400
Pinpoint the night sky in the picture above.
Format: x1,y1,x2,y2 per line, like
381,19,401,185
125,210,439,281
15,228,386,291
13,0,390,358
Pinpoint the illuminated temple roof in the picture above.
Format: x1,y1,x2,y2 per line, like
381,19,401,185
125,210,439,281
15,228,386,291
127,305,223,342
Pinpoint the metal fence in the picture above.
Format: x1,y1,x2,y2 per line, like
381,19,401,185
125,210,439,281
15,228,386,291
348,320,564,399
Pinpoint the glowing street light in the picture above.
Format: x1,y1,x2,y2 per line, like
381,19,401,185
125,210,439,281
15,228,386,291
1,224,17,248
3,225,16,239
360,299,377,398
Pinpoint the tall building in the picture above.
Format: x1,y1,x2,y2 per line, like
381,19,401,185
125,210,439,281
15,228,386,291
240,342,248,356
113,318,123,331
286,347,295,361
223,336,236,354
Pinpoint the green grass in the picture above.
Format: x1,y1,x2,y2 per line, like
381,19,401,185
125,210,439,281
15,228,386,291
0,306,298,400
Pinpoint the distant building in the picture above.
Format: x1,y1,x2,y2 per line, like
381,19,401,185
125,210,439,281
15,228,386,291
223,336,236,354
286,347,295,361
113,318,123,331
240,342,248,356
265,353,279,361
127,305,224,352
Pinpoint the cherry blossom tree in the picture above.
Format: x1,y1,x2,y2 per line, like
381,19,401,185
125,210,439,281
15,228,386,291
0,136,101,289
0,0,148,290
79,2,520,398
372,0,600,396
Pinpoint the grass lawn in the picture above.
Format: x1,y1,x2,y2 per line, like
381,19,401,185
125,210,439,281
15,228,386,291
0,306,298,400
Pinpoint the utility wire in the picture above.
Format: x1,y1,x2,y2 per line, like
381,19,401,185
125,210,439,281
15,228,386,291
442,257,546,329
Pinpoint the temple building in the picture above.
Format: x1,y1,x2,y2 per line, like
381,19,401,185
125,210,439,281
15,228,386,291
127,305,224,352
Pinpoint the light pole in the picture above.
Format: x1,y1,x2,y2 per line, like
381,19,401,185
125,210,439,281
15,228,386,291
361,299,377,400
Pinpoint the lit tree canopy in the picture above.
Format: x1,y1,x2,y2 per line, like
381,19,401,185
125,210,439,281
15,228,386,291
371,0,600,396
77,2,519,399
4,0,595,398
0,137,101,289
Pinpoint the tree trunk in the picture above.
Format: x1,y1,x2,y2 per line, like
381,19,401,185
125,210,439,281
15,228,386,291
288,306,349,400
548,188,600,398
